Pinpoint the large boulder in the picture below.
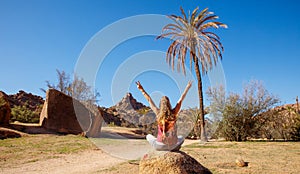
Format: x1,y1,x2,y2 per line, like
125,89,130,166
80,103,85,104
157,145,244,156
85,106,103,137
139,151,212,174
39,89,93,134
0,91,11,126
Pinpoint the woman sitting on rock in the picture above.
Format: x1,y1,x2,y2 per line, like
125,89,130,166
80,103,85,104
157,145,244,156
136,81,192,151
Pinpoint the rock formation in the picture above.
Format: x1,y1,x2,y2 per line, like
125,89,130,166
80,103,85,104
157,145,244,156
114,93,148,125
104,93,155,126
115,93,147,110
8,90,44,112
0,91,11,125
85,107,103,137
139,151,212,174
40,89,98,135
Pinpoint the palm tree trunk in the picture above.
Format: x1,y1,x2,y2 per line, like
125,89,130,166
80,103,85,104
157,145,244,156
193,56,208,142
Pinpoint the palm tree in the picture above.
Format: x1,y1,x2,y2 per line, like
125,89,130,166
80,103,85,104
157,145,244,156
157,7,227,141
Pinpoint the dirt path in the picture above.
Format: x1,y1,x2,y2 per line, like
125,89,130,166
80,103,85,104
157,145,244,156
1,138,198,174
1,149,125,174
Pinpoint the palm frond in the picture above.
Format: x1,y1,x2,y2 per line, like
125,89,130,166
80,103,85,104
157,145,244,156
194,7,209,23
195,8,214,26
200,22,220,30
157,32,182,40
178,43,188,75
203,31,220,40
197,15,219,29
209,36,224,52
170,41,181,71
162,23,184,33
168,14,189,31
177,46,182,72
166,41,176,68
190,7,199,25
180,6,188,22
213,22,228,28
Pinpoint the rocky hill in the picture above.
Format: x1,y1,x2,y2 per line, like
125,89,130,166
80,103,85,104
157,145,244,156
0,90,45,127
116,93,147,110
101,93,156,131
7,90,44,112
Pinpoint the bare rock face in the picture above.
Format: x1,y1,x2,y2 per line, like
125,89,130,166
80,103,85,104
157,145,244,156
0,91,11,126
39,89,92,134
139,151,212,174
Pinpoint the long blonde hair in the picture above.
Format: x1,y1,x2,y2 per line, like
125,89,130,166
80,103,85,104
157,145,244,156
157,96,176,131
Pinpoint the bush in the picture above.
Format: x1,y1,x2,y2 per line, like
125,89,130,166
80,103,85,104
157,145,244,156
11,105,40,123
257,104,300,141
291,111,300,141
207,80,279,141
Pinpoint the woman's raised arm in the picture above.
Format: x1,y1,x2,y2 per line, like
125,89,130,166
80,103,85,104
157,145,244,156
136,81,159,115
173,81,192,115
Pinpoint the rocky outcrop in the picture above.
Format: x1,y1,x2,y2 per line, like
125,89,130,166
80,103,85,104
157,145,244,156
114,93,147,125
8,90,44,112
40,89,95,134
100,107,123,126
0,91,11,125
115,93,147,110
85,108,103,137
139,151,212,174
108,93,155,126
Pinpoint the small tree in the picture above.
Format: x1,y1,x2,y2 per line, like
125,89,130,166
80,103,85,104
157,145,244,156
207,80,279,141
41,69,71,94
41,69,100,104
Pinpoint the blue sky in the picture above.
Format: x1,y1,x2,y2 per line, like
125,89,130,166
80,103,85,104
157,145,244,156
1,0,300,108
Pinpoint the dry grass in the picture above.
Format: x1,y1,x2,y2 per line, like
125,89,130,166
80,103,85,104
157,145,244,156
183,141,300,174
0,134,95,168
1,134,300,174
96,141,300,174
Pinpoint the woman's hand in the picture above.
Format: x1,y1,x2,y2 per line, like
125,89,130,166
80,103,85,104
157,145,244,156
136,81,144,91
187,81,192,89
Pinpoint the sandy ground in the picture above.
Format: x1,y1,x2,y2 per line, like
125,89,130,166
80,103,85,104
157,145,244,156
1,149,125,174
1,133,198,174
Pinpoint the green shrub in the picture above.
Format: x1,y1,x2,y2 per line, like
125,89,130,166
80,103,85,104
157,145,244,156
207,80,279,141
0,97,6,107
11,105,40,123
136,107,150,115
